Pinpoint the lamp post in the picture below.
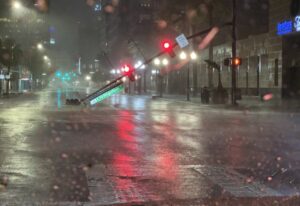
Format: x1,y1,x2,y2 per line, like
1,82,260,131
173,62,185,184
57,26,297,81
179,51,198,101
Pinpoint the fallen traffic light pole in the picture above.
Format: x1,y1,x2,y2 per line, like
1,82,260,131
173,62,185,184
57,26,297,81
67,22,232,106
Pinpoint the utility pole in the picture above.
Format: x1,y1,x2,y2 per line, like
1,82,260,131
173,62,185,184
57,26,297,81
187,63,190,101
6,46,14,96
231,0,237,105
208,3,214,89
186,6,193,102
129,38,147,93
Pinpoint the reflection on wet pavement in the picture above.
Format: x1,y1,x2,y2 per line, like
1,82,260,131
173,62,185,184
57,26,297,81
1,91,300,205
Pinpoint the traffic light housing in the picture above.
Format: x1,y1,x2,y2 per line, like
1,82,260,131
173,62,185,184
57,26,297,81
224,57,242,67
161,39,176,58
121,64,135,81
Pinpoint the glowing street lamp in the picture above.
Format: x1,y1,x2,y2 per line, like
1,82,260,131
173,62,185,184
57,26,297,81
153,58,161,66
162,58,169,66
179,51,187,60
13,1,22,10
43,55,49,61
152,70,158,75
37,43,44,50
85,75,91,81
190,51,198,60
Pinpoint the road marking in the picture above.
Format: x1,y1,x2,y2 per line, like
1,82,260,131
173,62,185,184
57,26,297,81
192,165,283,197
84,164,286,205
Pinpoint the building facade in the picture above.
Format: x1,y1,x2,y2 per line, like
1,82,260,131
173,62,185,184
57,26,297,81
0,1,50,93
196,0,299,99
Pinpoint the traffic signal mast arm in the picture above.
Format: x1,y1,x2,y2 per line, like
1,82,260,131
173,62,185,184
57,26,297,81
81,22,232,105
138,22,232,70
81,75,126,103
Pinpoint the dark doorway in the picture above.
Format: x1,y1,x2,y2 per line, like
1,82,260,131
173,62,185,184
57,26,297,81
282,34,300,98
287,66,300,97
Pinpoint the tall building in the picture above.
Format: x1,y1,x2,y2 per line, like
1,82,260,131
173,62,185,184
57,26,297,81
0,1,50,93
0,1,49,50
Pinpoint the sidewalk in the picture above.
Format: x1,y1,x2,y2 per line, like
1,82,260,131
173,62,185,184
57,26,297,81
0,92,23,99
153,94,300,112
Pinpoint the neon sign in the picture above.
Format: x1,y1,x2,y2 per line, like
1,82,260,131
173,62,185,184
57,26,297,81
277,16,300,36
277,20,293,35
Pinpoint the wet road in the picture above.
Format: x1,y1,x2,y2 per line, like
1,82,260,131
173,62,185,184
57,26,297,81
1,89,300,205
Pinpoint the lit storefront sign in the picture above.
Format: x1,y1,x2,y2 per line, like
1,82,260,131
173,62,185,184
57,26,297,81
277,16,300,35
277,20,293,35
295,16,300,32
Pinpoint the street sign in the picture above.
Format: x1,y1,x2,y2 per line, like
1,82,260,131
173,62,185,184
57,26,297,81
90,84,124,106
176,34,189,49
0,75,4,80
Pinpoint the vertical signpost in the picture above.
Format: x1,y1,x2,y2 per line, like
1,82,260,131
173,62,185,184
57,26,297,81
231,0,237,105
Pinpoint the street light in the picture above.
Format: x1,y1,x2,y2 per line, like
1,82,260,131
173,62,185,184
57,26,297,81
190,51,198,60
162,58,169,66
37,43,44,50
13,1,22,10
43,55,49,61
152,70,157,75
153,58,161,66
85,75,91,81
179,51,187,60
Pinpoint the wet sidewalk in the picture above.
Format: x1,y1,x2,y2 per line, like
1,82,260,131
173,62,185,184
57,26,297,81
152,94,300,113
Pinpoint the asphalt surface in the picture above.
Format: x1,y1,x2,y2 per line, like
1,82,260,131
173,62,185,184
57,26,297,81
0,88,300,205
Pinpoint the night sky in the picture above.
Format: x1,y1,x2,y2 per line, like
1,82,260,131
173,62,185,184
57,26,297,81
48,0,92,56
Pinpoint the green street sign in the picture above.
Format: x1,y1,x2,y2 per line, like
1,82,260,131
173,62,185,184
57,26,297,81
90,85,124,106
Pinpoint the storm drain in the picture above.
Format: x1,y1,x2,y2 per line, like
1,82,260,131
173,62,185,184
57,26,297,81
192,165,283,197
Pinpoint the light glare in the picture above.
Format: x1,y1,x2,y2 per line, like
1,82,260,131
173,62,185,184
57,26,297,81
190,51,198,60
154,58,161,66
13,1,22,9
162,58,169,66
179,51,187,60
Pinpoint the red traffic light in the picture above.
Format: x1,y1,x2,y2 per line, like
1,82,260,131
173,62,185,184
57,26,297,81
163,42,171,49
123,65,130,73
161,40,173,51
121,64,134,77
161,39,176,58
